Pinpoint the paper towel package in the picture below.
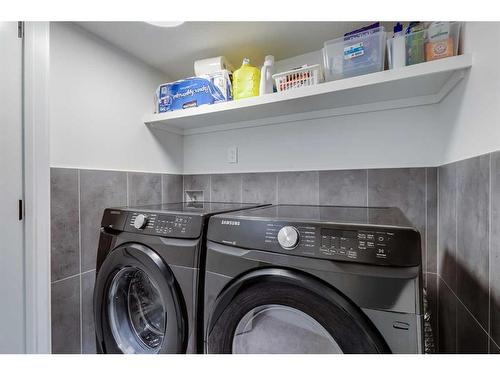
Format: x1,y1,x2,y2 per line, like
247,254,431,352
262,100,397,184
156,70,232,113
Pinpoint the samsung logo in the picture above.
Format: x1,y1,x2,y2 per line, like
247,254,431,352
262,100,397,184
221,220,240,226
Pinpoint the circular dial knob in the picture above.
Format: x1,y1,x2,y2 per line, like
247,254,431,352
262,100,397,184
133,214,148,229
277,226,299,250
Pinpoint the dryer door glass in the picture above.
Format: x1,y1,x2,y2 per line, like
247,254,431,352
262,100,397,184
108,267,166,354
232,304,342,354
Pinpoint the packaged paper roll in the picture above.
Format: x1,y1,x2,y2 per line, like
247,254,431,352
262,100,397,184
194,56,234,76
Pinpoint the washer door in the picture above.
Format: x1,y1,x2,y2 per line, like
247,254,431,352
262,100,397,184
94,243,187,354
207,276,388,354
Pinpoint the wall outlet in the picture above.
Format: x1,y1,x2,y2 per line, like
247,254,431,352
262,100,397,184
227,146,238,164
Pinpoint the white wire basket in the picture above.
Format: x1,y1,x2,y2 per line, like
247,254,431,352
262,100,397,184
272,64,322,92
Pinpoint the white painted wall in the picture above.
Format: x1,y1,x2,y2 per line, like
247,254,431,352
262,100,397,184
183,104,447,174
50,22,183,174
439,22,500,164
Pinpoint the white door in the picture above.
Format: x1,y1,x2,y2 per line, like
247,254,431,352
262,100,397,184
0,22,25,353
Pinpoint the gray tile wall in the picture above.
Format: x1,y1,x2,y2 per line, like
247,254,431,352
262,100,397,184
50,168,183,354
437,152,500,354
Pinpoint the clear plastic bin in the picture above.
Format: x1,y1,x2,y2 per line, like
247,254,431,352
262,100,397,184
323,26,386,81
387,22,462,69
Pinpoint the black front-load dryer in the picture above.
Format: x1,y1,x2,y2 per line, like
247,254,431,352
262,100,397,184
204,205,424,354
93,201,268,354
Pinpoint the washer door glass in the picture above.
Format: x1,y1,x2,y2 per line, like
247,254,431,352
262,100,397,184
108,267,166,354
232,304,343,354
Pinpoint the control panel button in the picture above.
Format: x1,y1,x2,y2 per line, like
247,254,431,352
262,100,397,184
277,226,299,250
133,214,148,230
347,250,358,259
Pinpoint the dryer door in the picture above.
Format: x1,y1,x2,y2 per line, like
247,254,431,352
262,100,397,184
94,243,187,354
207,272,389,354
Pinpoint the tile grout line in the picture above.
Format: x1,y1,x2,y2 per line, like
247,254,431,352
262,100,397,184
454,162,458,352
425,168,428,286
436,166,439,351
316,171,319,205
51,272,80,285
276,173,279,205
488,154,492,352
365,169,369,206
126,172,130,206
438,274,499,348
78,170,83,354
161,173,164,203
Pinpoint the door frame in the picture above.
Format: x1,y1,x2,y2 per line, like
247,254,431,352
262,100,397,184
23,21,51,354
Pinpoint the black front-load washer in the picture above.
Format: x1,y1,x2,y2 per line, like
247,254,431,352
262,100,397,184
204,205,424,354
93,201,268,354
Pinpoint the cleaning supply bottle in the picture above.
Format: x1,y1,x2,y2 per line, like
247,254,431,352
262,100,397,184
259,55,275,95
391,22,406,68
233,58,260,100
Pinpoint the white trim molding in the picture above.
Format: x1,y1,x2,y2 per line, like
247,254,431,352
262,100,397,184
23,21,51,354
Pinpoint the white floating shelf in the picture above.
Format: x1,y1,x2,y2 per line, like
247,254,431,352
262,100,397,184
144,54,472,135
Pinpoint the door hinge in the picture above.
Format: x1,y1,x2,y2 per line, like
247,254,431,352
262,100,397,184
18,22,24,39
18,200,23,221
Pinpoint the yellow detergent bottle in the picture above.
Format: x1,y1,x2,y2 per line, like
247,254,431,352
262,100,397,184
233,58,260,100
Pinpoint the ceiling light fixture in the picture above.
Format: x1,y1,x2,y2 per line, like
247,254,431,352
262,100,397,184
145,21,185,28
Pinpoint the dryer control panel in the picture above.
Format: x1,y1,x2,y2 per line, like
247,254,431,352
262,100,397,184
319,228,395,263
208,217,421,267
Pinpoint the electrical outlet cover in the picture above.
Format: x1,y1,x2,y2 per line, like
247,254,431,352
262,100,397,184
227,146,238,163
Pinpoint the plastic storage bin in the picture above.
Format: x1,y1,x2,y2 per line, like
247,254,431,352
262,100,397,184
272,65,322,92
387,22,462,69
323,26,386,81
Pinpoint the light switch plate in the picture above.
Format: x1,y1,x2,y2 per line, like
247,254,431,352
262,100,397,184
227,146,238,164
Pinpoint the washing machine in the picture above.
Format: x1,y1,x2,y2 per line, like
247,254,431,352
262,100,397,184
204,205,424,354
93,201,268,354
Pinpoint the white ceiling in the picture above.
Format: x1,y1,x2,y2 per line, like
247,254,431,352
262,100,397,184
76,21,394,80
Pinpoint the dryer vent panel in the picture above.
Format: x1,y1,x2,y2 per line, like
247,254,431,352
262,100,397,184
185,190,204,202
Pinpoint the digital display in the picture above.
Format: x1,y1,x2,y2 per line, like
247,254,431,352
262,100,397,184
321,228,357,238
158,215,176,223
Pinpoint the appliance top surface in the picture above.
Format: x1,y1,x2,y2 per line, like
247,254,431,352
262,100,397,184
115,201,266,216
220,205,414,229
